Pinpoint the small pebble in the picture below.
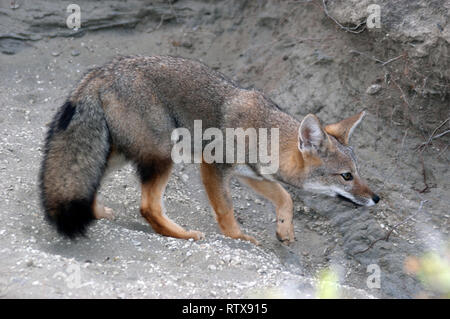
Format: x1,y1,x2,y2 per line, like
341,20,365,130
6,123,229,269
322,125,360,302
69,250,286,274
366,84,382,95
208,264,217,271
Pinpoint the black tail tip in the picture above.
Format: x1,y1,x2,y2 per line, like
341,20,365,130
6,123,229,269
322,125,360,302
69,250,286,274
47,199,95,238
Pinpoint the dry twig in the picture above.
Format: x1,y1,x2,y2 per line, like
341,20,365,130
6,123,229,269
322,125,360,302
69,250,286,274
415,118,450,152
353,200,428,255
411,118,449,193
349,50,405,66
390,76,414,125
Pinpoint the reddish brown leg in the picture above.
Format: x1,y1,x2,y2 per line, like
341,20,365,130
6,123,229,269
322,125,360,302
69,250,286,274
239,176,295,244
140,160,204,240
200,162,258,244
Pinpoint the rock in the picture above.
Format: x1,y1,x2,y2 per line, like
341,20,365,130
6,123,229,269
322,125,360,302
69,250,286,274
366,84,382,95
207,264,217,271
222,254,232,263
230,256,241,266
0,39,30,55
181,41,193,49
132,240,141,246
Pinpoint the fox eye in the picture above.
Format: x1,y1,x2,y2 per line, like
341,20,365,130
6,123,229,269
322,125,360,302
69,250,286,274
340,172,353,181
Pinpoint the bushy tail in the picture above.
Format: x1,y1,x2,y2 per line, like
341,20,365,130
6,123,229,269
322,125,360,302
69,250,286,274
39,97,110,238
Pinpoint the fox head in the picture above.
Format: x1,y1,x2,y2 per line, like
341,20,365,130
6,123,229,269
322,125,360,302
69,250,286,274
295,111,380,206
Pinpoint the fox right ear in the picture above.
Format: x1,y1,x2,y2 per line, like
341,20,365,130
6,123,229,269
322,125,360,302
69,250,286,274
324,111,365,145
298,114,324,152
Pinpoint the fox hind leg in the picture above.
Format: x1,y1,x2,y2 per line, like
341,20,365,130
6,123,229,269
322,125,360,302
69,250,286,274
93,199,115,220
138,159,204,240
200,162,258,245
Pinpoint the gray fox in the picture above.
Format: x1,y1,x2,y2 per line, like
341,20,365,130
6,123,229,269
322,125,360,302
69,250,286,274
40,55,379,245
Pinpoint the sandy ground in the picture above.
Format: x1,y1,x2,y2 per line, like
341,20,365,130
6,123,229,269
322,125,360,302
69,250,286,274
0,0,449,299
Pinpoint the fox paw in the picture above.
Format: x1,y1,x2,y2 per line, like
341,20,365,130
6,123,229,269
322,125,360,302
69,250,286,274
94,205,115,220
187,230,205,241
237,233,259,245
276,225,295,245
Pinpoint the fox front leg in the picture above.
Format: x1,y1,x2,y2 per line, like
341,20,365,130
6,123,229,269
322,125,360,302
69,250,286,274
238,176,295,244
201,162,259,245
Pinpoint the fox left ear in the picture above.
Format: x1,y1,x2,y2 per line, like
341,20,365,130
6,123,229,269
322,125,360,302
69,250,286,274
324,111,365,145
298,114,325,152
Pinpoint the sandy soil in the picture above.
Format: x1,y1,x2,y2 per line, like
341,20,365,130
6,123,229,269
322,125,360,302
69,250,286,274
0,0,448,298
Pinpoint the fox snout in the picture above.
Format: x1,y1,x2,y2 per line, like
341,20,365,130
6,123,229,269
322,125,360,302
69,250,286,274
336,185,380,207
336,186,380,207
350,178,380,206
364,192,380,206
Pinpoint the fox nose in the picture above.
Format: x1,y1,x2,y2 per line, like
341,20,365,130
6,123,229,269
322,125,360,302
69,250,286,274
372,194,380,204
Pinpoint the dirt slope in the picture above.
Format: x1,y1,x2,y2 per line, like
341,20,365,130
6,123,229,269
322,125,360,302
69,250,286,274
0,0,448,298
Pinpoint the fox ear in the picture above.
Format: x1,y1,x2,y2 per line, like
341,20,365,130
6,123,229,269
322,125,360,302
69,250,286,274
324,111,365,145
298,114,325,152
